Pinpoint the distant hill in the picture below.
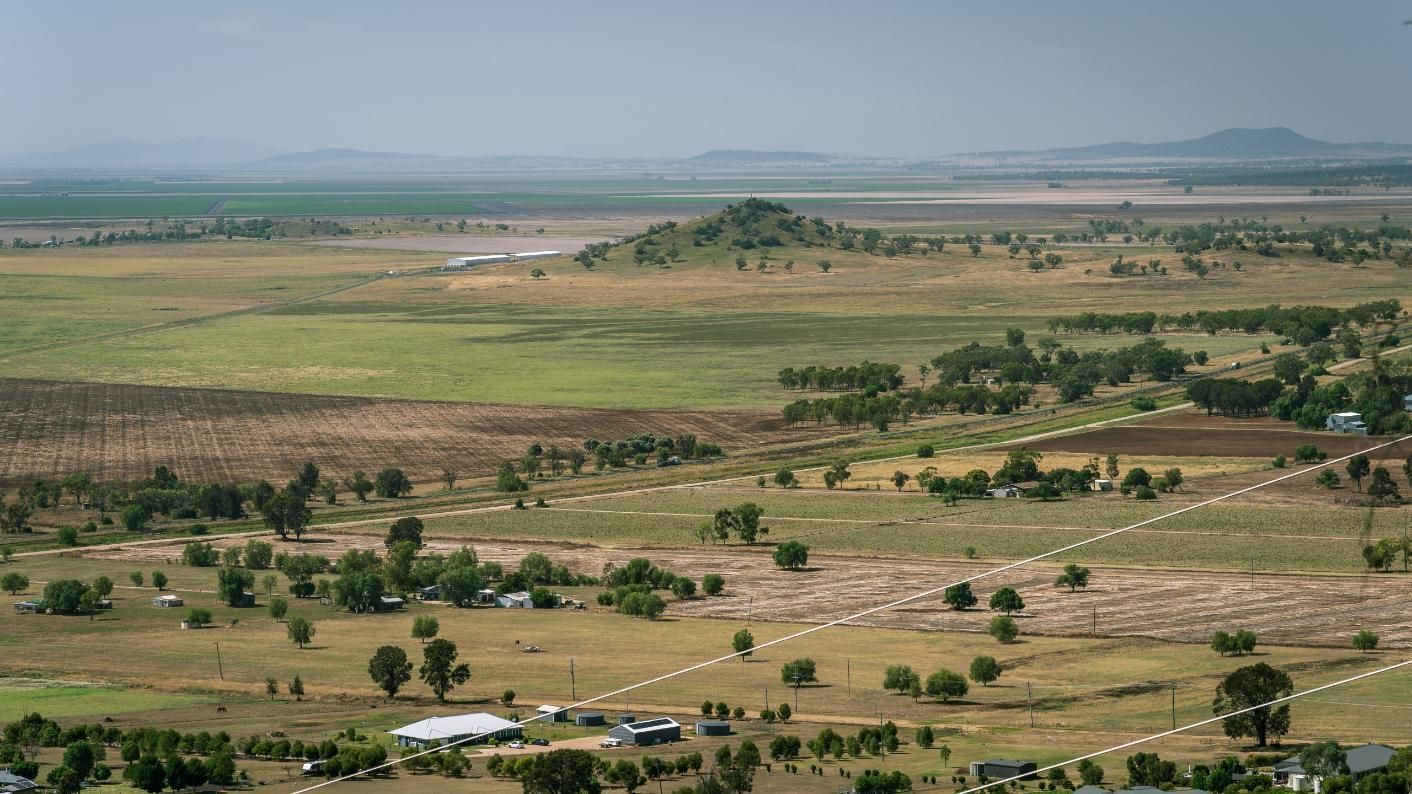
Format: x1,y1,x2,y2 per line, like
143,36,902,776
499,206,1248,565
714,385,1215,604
686,149,834,167
243,148,605,172
969,128,1412,161
0,138,282,169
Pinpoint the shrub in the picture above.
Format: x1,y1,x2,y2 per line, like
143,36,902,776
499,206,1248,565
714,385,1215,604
1131,396,1157,411
1272,455,1286,469
1134,486,1157,501
917,444,935,458
57,527,79,546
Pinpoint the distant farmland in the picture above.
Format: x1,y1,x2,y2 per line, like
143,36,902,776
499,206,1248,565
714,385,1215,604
0,378,812,486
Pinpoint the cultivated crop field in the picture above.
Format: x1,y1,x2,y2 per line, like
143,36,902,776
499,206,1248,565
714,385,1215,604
0,378,813,486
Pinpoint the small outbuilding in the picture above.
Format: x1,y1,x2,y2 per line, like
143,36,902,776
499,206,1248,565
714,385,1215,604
608,717,681,747
152,594,184,608
376,596,405,611
1404,394,1412,412
617,714,636,725
475,588,497,605
498,591,534,608
576,712,605,727
970,760,1038,780
1090,479,1113,492
234,591,256,608
416,585,440,601
695,720,731,737
986,484,1027,499
13,601,41,614
536,705,568,722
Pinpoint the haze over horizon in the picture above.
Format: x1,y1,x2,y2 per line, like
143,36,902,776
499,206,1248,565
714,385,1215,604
6,0,1411,159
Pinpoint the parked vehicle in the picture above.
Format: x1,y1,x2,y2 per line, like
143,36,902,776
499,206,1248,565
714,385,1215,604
600,737,622,748
531,738,550,746
508,741,525,749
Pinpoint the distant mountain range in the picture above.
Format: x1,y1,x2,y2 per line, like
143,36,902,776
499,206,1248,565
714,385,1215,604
4,128,1409,172
686,149,834,167
967,127,1412,162
0,138,283,168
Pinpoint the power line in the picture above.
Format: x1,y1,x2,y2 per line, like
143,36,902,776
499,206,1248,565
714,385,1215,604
291,433,1410,793
960,657,1412,794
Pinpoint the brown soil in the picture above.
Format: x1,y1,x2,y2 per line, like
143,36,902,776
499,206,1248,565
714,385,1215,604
0,378,815,486
1017,419,1410,460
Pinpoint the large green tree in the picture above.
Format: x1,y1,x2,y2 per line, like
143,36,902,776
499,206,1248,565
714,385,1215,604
420,638,471,701
368,645,412,698
1212,663,1293,747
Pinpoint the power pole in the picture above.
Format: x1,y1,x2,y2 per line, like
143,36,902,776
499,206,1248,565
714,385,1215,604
847,658,852,700
1027,682,1034,727
215,642,224,681
764,688,768,711
569,658,576,700
1171,682,1176,730
1092,606,1097,637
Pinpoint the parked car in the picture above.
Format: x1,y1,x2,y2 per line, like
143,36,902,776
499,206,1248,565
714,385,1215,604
301,761,324,775
508,741,525,749
530,738,550,746
600,737,622,748
656,456,681,467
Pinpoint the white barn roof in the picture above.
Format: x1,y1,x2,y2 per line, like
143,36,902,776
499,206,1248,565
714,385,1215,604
389,712,519,742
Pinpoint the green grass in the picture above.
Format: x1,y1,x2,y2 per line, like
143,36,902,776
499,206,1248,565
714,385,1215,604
0,678,214,722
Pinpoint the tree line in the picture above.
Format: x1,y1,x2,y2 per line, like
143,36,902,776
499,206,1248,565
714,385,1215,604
1048,300,1400,342
776,361,904,392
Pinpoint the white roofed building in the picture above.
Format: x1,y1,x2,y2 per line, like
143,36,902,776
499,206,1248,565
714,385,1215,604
388,712,522,749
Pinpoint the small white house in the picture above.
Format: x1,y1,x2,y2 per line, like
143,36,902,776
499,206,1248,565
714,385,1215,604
497,591,534,608
1326,412,1367,435
152,594,184,608
1275,743,1395,793
1090,479,1114,492
986,484,1028,498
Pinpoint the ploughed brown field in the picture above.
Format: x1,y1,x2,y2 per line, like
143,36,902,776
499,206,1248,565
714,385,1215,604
1017,411,1410,460
0,378,812,486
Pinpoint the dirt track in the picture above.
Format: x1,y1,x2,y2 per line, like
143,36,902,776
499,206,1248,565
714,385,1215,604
0,378,816,486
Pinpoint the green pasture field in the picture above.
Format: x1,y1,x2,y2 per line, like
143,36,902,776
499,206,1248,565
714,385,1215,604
10,223,1399,408
0,678,214,722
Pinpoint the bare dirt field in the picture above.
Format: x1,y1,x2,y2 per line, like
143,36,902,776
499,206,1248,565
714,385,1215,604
87,533,1412,650
1016,421,1410,460
0,378,817,486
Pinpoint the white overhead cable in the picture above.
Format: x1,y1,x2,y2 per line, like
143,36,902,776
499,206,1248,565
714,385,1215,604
959,657,1412,794
291,433,1411,793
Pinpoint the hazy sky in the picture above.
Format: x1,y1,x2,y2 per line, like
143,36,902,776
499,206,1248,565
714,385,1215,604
7,0,1411,157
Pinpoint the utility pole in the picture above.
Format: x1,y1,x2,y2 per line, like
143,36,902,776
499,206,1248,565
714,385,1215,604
570,658,576,700
1092,606,1097,637
1250,559,1255,589
764,688,768,711
215,642,224,681
747,596,753,625
1171,682,1176,730
847,658,852,700
1027,682,1034,727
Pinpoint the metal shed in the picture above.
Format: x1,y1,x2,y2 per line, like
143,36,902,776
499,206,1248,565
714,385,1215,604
608,717,680,746
969,760,1037,780
695,720,731,737
576,712,605,727
616,714,636,725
